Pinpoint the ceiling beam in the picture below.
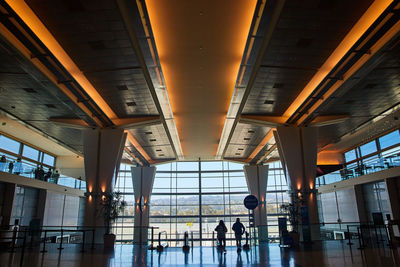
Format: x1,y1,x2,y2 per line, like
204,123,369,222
116,0,183,160
216,0,286,159
246,129,275,163
240,115,285,127
296,16,400,125
49,117,90,129
126,131,153,165
3,0,154,163
112,116,161,129
281,0,395,123
256,144,277,165
309,115,351,127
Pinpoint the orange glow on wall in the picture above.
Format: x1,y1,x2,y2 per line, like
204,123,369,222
88,195,93,202
145,0,257,157
282,0,393,120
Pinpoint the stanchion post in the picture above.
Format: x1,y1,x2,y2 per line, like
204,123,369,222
91,229,95,250
10,228,17,253
58,229,64,250
191,232,194,248
20,231,27,267
347,225,353,245
40,230,47,253
81,230,86,252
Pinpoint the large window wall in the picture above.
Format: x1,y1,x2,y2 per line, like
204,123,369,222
0,133,56,173
344,128,400,167
114,161,290,245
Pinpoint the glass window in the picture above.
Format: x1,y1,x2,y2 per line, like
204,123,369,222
0,135,20,154
359,141,377,157
201,161,222,171
43,153,55,166
177,161,198,171
344,149,357,162
379,130,400,150
22,145,39,161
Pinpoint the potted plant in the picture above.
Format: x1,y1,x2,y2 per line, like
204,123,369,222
280,192,303,247
100,191,127,249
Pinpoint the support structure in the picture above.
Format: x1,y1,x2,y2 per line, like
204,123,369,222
275,126,320,241
82,128,126,243
131,166,156,245
243,165,269,242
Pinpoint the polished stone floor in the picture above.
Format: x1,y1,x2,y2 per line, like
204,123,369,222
1,241,400,266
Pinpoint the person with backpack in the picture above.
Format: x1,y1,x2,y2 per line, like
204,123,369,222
215,220,227,252
232,218,246,248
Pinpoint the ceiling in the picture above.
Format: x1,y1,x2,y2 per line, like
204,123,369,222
0,0,399,165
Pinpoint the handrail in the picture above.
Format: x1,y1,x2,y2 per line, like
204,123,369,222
317,151,400,186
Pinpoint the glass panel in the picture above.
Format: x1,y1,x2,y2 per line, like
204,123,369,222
22,145,39,161
359,141,377,157
201,161,222,170
379,130,400,150
0,135,20,154
42,153,55,166
177,161,198,171
344,149,357,162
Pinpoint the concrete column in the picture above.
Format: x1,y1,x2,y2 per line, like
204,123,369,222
0,183,16,227
354,184,368,224
132,166,156,245
386,177,400,221
275,126,319,241
82,128,126,243
243,165,269,242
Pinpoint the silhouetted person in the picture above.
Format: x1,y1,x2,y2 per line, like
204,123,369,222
8,161,14,173
37,166,45,180
215,220,227,252
232,218,245,248
44,168,52,182
0,155,6,172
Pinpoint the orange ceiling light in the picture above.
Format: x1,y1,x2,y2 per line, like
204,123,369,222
282,0,393,121
6,0,117,120
145,0,257,158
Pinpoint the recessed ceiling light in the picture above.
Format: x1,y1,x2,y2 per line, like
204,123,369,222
23,88,37,93
273,83,283,89
248,130,255,133
159,154,165,156
235,153,241,155
264,100,274,105
45,104,56,109
364,83,377,89
296,38,313,48
156,149,162,152
238,148,244,151
126,101,136,106
88,40,106,50
244,137,250,141
145,131,153,135
150,139,156,142
117,85,128,91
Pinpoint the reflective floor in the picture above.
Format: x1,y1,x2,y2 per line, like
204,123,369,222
1,241,400,266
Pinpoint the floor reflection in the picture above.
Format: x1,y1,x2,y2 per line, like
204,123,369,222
0,241,400,266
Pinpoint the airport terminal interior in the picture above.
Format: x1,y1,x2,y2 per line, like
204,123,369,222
1,0,400,266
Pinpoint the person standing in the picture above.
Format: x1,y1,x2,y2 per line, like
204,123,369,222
215,220,227,252
0,155,6,172
232,218,245,248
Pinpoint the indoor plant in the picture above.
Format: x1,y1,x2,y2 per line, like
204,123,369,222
100,191,127,249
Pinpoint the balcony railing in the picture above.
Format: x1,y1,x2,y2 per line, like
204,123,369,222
316,151,400,187
0,156,86,191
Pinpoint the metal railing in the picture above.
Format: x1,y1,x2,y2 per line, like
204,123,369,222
0,155,86,190
316,151,400,187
